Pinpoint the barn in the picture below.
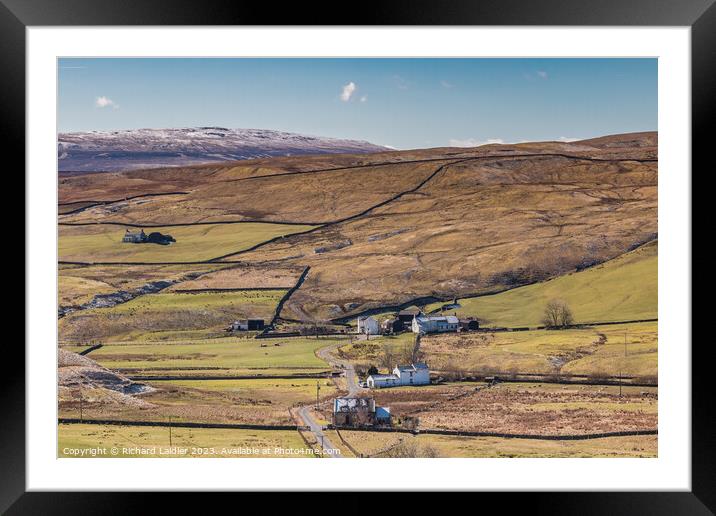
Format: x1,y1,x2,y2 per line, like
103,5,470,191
459,318,480,331
366,373,400,389
381,318,404,334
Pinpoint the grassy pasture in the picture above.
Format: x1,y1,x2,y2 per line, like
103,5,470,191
87,336,342,373
58,424,313,458
420,321,657,377
58,289,286,343
151,378,337,407
58,222,316,263
425,241,657,328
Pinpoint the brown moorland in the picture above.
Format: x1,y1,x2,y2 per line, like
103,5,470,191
58,132,657,323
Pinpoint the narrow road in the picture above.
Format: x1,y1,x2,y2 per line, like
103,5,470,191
294,339,367,458
296,405,342,459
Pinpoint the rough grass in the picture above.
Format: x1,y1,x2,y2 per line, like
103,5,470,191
58,222,316,263
421,322,657,377
426,241,657,327
58,289,286,343
165,264,303,291
413,433,657,458
58,274,116,306
333,429,656,458
58,424,313,458
370,382,657,436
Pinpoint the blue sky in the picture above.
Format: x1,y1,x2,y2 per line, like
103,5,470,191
58,58,657,149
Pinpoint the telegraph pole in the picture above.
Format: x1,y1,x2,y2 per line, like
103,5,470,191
316,380,320,409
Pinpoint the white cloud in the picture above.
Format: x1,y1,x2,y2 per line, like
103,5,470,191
440,80,453,88
360,95,368,103
340,82,356,102
448,137,505,148
392,75,410,90
557,136,579,142
95,96,118,109
537,70,548,79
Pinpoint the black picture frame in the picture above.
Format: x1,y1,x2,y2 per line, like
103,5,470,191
5,0,708,511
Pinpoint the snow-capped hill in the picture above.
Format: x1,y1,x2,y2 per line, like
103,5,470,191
58,127,389,172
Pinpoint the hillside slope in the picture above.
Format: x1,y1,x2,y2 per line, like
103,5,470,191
426,240,657,327
58,132,658,322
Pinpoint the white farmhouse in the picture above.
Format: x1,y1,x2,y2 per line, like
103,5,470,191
393,363,430,386
357,316,380,335
366,362,431,388
411,314,459,334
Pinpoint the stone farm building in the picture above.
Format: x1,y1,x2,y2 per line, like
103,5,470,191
228,319,265,331
357,316,380,335
381,317,404,334
397,309,421,326
459,318,480,331
122,228,147,243
411,314,459,334
367,363,431,389
332,397,391,427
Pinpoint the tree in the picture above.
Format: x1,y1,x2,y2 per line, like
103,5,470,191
367,365,379,376
542,299,574,328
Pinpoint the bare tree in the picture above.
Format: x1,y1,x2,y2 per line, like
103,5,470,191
382,440,440,458
542,299,574,328
378,344,397,368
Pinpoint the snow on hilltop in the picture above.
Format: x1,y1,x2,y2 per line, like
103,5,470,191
57,127,389,172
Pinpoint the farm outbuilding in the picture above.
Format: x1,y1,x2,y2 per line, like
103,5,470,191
366,373,401,389
397,309,420,325
459,318,480,331
381,318,404,334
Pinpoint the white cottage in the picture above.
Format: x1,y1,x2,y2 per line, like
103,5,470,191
357,316,380,335
412,314,459,334
393,363,430,386
367,363,431,389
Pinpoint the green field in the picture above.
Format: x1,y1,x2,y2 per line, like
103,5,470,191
58,289,287,343
58,222,316,263
150,377,337,405
58,423,314,458
88,336,342,373
426,241,657,328
420,321,657,377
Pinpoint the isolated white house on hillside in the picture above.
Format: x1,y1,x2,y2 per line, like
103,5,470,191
357,316,380,335
411,314,459,334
